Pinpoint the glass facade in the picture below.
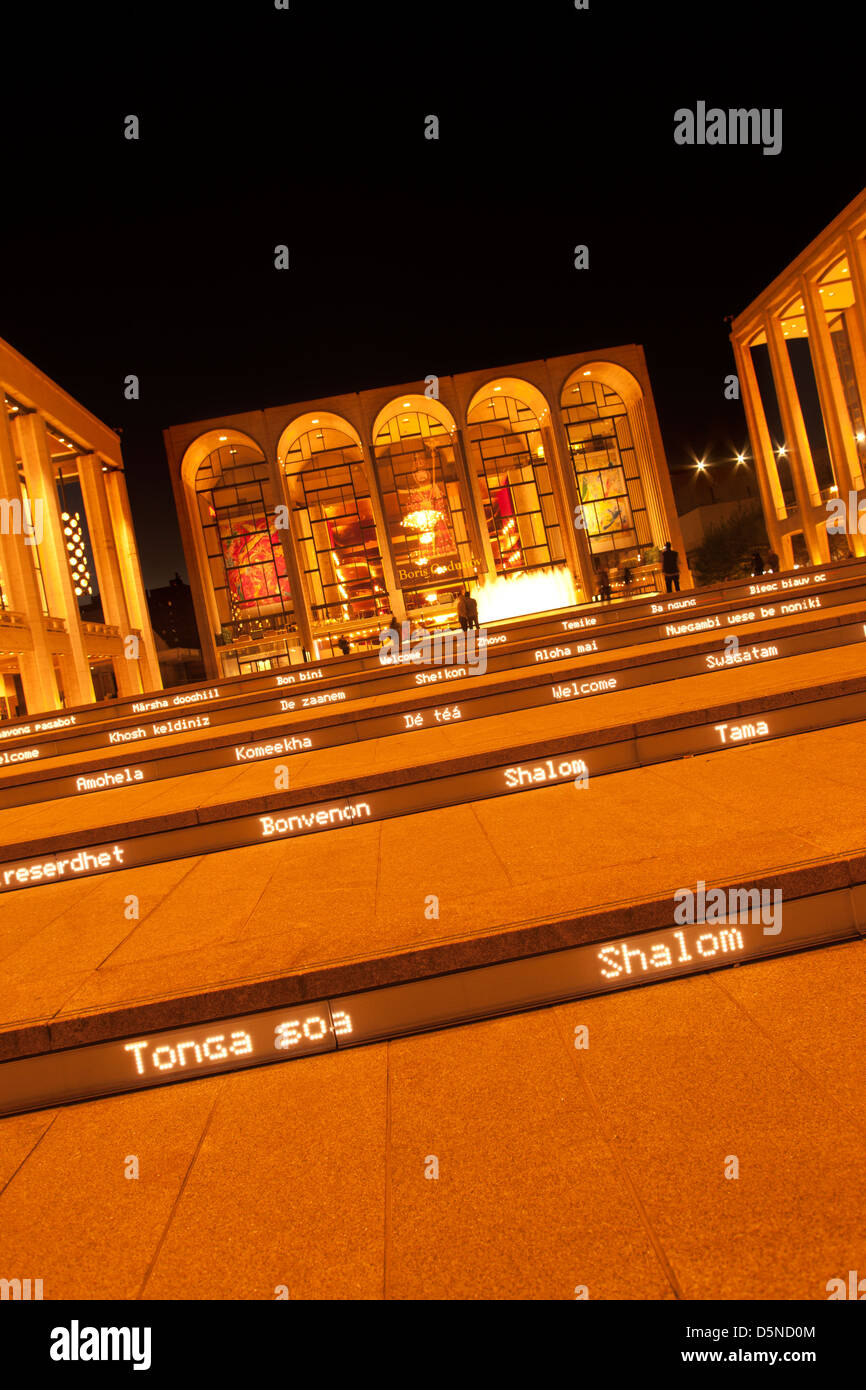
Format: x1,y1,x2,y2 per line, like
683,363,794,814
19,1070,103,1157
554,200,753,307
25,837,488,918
284,425,386,628
561,379,651,563
467,393,564,574
373,410,474,614
194,442,294,645
179,356,683,673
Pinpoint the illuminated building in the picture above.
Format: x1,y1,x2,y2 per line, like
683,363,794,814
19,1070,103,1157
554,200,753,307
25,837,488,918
731,186,866,568
0,336,161,717
164,345,688,676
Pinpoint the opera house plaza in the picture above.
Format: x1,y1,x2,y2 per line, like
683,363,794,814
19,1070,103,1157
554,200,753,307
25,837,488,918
2,198,866,1301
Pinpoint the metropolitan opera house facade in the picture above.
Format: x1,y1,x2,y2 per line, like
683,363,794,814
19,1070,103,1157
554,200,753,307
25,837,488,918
164,344,688,676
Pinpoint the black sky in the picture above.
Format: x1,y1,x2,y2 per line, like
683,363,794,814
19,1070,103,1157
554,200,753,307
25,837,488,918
1,2,861,587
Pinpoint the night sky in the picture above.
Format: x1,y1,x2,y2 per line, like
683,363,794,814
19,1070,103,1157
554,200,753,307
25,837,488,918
1,2,861,587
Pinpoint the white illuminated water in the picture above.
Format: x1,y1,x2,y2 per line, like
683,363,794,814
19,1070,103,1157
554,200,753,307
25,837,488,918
475,565,580,624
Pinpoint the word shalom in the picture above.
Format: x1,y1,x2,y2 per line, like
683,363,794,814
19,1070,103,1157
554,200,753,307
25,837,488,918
504,756,588,788
598,927,745,979
674,102,782,156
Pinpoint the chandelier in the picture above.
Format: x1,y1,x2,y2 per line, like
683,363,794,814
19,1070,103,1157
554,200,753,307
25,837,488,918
401,456,444,534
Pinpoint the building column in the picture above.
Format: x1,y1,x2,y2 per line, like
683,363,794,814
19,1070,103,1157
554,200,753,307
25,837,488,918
77,456,142,695
841,231,866,423
838,232,866,489
732,337,790,566
453,428,497,579
357,441,406,621
763,313,830,564
544,411,596,602
800,276,866,557
101,468,163,690
11,411,94,705
0,408,60,712
270,456,315,656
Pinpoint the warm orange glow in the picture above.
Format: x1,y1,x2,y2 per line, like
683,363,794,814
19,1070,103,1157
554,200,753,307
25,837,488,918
476,565,579,623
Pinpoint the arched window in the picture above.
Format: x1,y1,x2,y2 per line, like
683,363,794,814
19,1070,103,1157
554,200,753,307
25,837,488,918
466,388,564,574
373,407,474,612
560,378,651,563
282,422,385,626
193,440,293,642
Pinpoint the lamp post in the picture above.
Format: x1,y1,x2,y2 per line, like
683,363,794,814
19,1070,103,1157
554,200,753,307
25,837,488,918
695,458,716,504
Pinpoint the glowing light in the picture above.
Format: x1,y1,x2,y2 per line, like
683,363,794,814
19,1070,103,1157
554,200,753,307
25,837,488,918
777,446,787,457
475,565,579,623
403,509,442,531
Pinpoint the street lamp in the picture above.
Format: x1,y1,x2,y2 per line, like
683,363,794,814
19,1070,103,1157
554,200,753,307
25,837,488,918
695,458,716,503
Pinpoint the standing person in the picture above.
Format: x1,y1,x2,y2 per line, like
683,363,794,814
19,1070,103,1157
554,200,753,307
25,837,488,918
661,541,680,593
752,550,765,576
336,635,350,656
456,590,469,633
597,566,612,602
380,612,398,653
621,563,633,593
767,549,780,573
465,588,480,631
